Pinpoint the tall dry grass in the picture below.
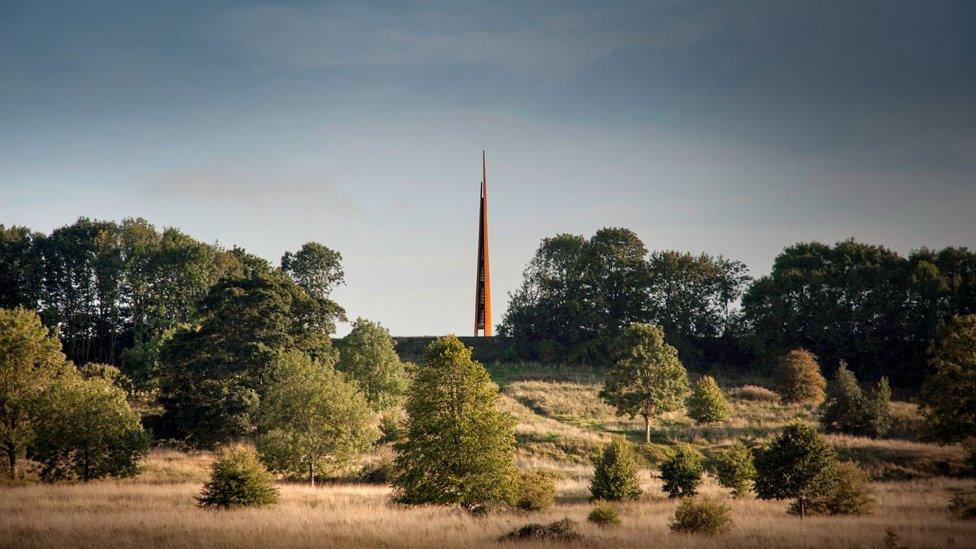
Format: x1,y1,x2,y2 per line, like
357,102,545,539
1,476,974,548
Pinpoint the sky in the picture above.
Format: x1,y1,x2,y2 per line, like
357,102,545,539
2,1,974,336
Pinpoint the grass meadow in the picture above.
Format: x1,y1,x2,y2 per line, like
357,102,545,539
2,363,974,548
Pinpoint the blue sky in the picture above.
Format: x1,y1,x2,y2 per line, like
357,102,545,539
2,1,974,335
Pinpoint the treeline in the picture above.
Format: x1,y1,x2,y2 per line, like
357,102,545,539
0,218,345,389
500,228,976,385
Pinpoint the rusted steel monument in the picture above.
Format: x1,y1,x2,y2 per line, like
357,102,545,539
474,151,492,336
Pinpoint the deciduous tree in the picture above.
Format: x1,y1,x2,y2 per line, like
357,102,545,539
600,324,689,443
257,350,376,484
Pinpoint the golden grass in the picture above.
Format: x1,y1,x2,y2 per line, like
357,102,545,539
2,364,971,547
2,475,974,548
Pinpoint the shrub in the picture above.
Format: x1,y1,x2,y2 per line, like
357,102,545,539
820,362,891,438
754,424,837,517
820,362,871,435
793,461,871,516
499,518,582,542
963,437,976,475
949,489,976,520
733,385,781,403
197,444,278,508
686,376,731,424
590,440,643,502
358,455,394,484
713,442,756,498
774,349,827,404
517,471,556,511
660,445,704,498
587,502,621,526
669,496,732,535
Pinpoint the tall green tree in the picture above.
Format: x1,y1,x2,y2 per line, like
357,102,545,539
754,424,838,517
257,350,377,485
157,271,340,447
392,336,519,508
0,307,72,479
32,374,149,481
0,225,43,310
337,318,409,411
600,324,689,443
918,315,976,442
281,242,345,300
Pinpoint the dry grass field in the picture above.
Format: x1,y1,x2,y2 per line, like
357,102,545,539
2,364,974,548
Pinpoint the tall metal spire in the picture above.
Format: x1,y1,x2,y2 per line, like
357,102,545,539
474,150,492,336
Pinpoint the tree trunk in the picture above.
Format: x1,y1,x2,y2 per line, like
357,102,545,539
644,415,652,443
309,461,314,486
6,447,16,480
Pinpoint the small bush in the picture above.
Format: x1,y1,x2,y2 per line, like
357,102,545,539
587,502,621,526
789,461,871,516
517,471,556,511
590,440,642,502
775,349,827,404
713,442,756,498
670,496,732,535
197,444,278,508
660,445,704,498
358,455,394,484
962,437,976,476
499,518,582,542
687,376,731,424
949,489,976,520
733,385,781,403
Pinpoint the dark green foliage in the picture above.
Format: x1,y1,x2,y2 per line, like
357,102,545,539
337,318,408,411
392,336,519,508
590,440,642,502
713,442,756,497
919,315,976,443
949,489,976,520
774,349,826,404
198,444,278,508
660,445,704,498
744,241,976,386
587,502,621,526
498,231,751,367
686,376,730,424
499,518,582,542
820,362,890,437
793,461,871,516
754,424,838,517
517,471,556,511
32,375,149,481
157,271,340,447
670,496,732,535
601,324,689,443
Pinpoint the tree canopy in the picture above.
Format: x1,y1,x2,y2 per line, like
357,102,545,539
600,323,689,443
337,318,409,411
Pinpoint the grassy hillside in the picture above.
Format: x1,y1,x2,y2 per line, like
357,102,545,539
1,362,973,548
